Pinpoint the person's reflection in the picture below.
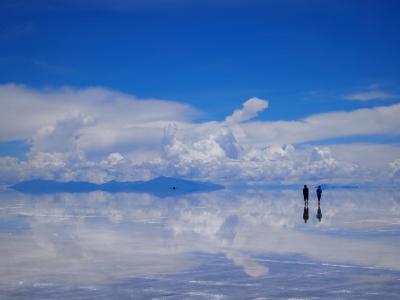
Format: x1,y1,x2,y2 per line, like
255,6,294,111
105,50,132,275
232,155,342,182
303,202,309,223
316,202,322,222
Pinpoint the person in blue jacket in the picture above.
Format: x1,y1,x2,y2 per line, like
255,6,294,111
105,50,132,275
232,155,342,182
316,185,322,204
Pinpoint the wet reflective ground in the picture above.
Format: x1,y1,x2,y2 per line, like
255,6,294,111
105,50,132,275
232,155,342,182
1,188,400,299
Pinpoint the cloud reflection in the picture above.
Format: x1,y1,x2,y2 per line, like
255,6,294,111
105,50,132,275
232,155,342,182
0,188,400,291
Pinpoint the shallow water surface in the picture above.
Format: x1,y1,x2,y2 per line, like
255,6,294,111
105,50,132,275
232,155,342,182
0,188,400,299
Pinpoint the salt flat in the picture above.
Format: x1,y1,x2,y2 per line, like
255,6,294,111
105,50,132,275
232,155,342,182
0,188,399,299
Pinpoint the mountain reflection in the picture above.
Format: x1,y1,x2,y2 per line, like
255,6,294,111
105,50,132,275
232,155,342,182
0,188,400,294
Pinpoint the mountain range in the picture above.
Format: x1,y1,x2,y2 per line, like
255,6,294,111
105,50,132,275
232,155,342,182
11,176,224,197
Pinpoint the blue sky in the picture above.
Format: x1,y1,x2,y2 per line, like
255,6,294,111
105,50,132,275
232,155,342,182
0,0,399,184
1,0,400,120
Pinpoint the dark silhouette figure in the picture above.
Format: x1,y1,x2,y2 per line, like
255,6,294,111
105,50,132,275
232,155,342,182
303,203,309,223
316,185,322,204
316,203,322,222
303,185,309,205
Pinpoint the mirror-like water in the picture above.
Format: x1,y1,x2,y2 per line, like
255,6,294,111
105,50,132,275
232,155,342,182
1,188,400,299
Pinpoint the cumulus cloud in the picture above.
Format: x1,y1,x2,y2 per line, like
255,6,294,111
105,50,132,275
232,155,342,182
225,97,268,124
0,83,399,185
159,122,358,183
345,91,397,101
0,83,197,147
31,114,92,153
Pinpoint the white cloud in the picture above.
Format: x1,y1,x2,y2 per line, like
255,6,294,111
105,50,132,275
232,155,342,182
160,123,358,183
225,97,268,124
0,84,399,185
101,152,124,166
31,114,92,153
240,103,400,146
0,83,197,143
345,90,396,101
329,143,400,167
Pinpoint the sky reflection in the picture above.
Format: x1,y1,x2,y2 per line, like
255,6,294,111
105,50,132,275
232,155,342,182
1,188,400,298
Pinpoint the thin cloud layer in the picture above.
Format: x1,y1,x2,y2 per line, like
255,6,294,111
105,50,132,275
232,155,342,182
241,103,400,146
345,90,397,101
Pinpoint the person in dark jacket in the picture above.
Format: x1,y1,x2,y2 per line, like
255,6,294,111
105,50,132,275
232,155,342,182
316,185,322,204
303,185,309,205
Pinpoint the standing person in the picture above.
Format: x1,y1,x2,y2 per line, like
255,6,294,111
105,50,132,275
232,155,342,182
303,185,309,205
316,185,322,204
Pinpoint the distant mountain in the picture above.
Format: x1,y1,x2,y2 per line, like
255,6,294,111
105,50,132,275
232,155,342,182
319,184,359,190
10,176,224,196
